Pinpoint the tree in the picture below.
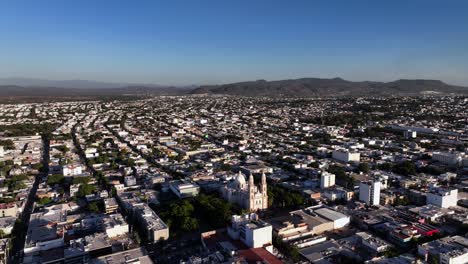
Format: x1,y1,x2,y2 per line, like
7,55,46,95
87,201,101,213
37,197,52,205
358,163,370,173
76,183,96,198
73,176,90,185
393,161,416,176
47,174,64,186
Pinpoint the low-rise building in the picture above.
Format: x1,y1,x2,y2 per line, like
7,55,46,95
104,198,119,214
332,149,360,163
427,188,458,208
418,235,468,264
103,214,128,238
228,213,272,248
169,180,199,198
134,204,169,242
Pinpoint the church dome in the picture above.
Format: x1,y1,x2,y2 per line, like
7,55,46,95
234,172,246,188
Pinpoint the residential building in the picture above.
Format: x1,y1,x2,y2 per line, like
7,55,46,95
426,188,458,208
104,214,129,238
332,149,360,162
359,180,381,206
320,172,335,189
418,235,468,264
104,198,118,214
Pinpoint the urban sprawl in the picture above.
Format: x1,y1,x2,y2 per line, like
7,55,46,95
0,95,467,264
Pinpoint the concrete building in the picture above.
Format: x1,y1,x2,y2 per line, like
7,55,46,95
359,180,381,206
0,216,16,235
403,130,417,139
323,188,354,201
418,235,468,264
103,214,129,238
356,232,390,253
169,180,200,198
104,198,118,214
124,176,137,187
23,208,66,260
320,172,335,189
332,149,360,163
426,188,458,208
62,164,83,177
91,247,153,264
0,203,17,218
432,152,462,166
70,183,81,197
228,213,272,248
314,208,350,229
134,204,169,242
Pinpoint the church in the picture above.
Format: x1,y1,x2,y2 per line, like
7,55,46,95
222,171,268,211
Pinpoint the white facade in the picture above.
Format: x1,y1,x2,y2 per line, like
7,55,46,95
124,176,137,187
418,236,468,264
70,183,81,197
314,208,350,229
62,165,83,176
320,172,335,189
432,152,462,166
426,188,458,208
332,149,360,162
169,180,200,198
228,213,272,248
404,130,417,139
359,180,381,206
104,214,129,238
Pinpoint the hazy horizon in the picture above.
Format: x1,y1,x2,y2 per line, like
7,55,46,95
1,1,468,86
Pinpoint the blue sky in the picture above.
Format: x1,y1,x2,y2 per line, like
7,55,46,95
1,0,467,85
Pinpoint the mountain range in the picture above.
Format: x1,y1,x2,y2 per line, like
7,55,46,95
0,77,467,97
191,78,468,97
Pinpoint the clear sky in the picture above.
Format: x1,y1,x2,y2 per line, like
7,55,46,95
1,0,467,86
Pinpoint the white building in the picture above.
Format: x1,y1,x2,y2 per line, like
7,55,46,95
432,152,462,166
69,184,81,197
426,188,458,208
404,130,417,139
320,172,335,189
314,207,350,229
104,214,129,238
134,204,169,242
438,172,457,182
169,180,200,198
332,149,360,163
228,213,272,248
418,235,468,264
124,176,137,187
359,180,381,206
0,146,4,158
323,188,354,201
62,164,83,177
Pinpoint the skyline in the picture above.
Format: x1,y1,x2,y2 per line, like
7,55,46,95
1,1,468,86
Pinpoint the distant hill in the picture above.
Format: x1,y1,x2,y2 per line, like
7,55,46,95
0,85,191,97
1,77,467,98
0,77,168,89
191,78,468,97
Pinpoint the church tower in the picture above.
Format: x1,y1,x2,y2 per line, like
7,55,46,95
248,173,255,210
261,172,268,209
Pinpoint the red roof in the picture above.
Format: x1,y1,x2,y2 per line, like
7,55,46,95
238,248,284,264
